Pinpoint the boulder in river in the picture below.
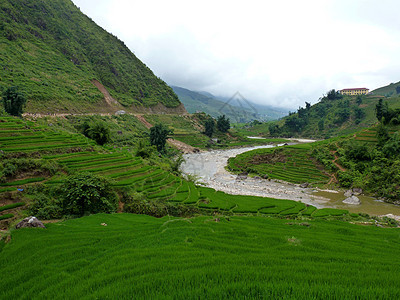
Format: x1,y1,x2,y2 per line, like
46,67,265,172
300,183,309,188
344,189,353,197
15,216,46,229
352,188,363,195
343,196,361,205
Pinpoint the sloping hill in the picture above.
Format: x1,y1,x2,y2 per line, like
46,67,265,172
0,0,182,113
240,88,400,138
372,81,400,97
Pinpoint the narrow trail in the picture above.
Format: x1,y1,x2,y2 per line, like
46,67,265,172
91,79,122,108
134,115,197,154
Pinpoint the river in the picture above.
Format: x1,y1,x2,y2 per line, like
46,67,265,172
181,143,400,217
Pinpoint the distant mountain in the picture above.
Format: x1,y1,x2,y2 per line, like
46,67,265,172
0,0,181,113
172,86,286,122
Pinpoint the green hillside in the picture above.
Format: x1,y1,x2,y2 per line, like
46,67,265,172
0,0,181,113
238,90,400,139
372,80,400,97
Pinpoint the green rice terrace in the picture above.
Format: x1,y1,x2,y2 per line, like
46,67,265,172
0,115,350,227
1,213,400,299
228,143,331,185
1,115,400,299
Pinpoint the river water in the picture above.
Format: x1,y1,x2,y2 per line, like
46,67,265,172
181,143,400,217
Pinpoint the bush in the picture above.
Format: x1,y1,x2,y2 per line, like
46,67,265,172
81,120,110,145
28,194,63,220
2,86,26,116
61,173,117,216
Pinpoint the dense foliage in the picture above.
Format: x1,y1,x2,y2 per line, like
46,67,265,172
216,114,230,132
1,86,26,116
0,0,180,112
61,173,117,216
150,123,173,153
80,120,110,145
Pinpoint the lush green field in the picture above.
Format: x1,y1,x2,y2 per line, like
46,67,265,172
228,143,330,185
1,213,400,299
0,115,349,224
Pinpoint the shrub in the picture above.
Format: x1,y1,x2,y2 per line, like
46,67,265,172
61,173,117,216
2,86,26,116
81,120,110,145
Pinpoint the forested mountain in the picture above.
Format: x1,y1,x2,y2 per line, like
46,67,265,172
172,86,286,123
0,0,181,113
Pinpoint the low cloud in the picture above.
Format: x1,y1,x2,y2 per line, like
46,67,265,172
73,0,400,110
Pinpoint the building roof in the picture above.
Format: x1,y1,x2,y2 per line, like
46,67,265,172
341,88,369,91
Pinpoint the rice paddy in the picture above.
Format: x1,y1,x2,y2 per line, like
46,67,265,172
1,213,400,299
228,143,330,184
0,116,349,223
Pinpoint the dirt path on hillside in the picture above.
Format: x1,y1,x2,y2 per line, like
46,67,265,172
91,79,121,108
330,150,346,172
135,114,153,129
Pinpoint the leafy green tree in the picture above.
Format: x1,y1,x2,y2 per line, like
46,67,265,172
356,95,363,105
81,120,110,145
2,86,26,116
204,118,215,137
318,119,324,131
216,115,230,132
61,173,117,216
150,123,172,153
382,133,400,158
376,122,390,148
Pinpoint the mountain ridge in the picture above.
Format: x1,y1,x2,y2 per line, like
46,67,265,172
0,0,183,114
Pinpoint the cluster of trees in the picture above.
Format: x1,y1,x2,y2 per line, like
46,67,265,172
266,89,367,138
313,100,400,202
203,115,230,138
375,99,400,125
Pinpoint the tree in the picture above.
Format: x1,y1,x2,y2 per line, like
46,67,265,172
396,86,400,94
81,120,110,145
150,123,172,153
216,115,230,132
204,118,215,138
2,86,26,116
61,173,117,216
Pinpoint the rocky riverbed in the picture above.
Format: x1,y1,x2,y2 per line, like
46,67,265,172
181,143,400,217
181,144,331,208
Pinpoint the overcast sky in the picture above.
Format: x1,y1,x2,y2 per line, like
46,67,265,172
72,0,400,109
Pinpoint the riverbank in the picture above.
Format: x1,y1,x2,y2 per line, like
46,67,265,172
181,144,400,216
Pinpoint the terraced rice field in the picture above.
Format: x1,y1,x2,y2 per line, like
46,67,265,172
0,117,345,218
0,116,96,152
228,143,330,184
1,213,400,299
354,126,399,143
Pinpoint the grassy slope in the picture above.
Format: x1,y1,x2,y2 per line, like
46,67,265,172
0,0,180,112
1,213,400,299
238,94,400,139
228,143,330,185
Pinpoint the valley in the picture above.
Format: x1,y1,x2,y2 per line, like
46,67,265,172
1,0,400,298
